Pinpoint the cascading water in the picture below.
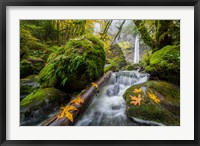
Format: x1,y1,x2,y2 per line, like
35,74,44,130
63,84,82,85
134,34,140,64
76,70,148,126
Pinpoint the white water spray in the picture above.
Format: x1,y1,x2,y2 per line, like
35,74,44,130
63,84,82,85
134,34,140,64
76,70,148,126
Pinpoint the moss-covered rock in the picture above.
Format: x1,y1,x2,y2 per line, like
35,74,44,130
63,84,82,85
20,25,50,58
20,75,40,100
124,64,141,71
145,45,180,85
123,80,180,126
20,87,70,125
20,56,45,78
38,35,106,92
105,44,127,72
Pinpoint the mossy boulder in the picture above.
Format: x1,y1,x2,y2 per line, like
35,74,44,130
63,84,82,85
105,44,127,72
20,75,40,100
38,35,106,92
104,56,126,72
123,80,180,126
145,45,180,85
20,87,70,125
124,64,141,71
20,56,45,78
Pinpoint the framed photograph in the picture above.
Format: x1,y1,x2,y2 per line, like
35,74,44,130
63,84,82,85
0,0,199,145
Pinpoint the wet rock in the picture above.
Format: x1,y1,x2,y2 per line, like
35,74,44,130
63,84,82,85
123,80,180,126
20,87,70,126
20,75,40,100
106,84,120,97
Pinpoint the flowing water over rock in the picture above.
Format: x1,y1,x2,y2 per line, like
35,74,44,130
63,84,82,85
76,70,148,126
134,34,140,64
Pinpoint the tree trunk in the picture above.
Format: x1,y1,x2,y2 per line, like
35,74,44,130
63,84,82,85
111,20,126,45
41,70,113,126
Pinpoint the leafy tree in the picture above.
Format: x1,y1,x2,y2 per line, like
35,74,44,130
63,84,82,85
134,20,180,52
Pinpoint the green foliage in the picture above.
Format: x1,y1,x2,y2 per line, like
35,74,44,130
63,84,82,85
105,43,127,72
123,80,180,125
20,56,45,78
134,20,180,52
38,35,106,92
140,50,152,67
145,45,180,84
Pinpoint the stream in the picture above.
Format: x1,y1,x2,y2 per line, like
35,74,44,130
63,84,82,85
76,70,148,126
22,70,149,126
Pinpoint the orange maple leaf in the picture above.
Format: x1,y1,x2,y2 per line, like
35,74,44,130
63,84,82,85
71,96,84,105
130,94,142,106
57,105,78,122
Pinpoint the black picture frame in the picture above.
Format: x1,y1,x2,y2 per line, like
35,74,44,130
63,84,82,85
0,0,199,145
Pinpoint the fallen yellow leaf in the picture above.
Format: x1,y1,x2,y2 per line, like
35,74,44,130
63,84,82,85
133,88,142,93
57,105,78,122
91,82,98,89
147,92,161,104
65,112,74,122
71,96,84,105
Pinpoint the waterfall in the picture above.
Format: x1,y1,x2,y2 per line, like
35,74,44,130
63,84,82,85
76,70,149,126
134,34,140,64
93,23,101,35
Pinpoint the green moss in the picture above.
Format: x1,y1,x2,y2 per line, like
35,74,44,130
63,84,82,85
104,43,128,73
125,64,141,71
140,50,152,67
20,27,49,59
20,75,39,97
20,59,34,78
20,87,68,109
38,35,106,92
20,87,70,123
118,41,132,49
123,80,180,126
105,53,127,73
145,45,180,84
104,64,117,73
20,56,45,78
20,85,34,96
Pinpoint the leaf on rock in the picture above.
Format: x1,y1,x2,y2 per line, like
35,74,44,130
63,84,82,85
133,88,142,93
129,94,142,106
147,92,161,104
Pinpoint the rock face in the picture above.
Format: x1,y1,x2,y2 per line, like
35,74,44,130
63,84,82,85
104,43,127,72
20,87,70,125
104,41,149,73
118,41,149,65
38,35,106,92
123,80,180,126
145,45,180,85
118,41,134,64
